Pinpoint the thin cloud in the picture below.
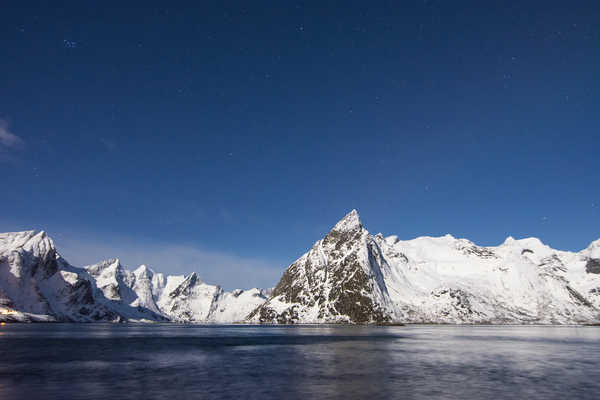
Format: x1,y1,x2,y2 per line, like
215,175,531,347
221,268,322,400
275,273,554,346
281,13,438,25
0,120,24,149
55,234,285,291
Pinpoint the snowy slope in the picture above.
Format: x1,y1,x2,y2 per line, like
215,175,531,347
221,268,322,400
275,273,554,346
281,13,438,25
152,271,268,322
0,230,268,323
248,210,600,324
0,231,123,322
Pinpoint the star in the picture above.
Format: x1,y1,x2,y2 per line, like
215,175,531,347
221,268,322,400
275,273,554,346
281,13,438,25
63,39,77,48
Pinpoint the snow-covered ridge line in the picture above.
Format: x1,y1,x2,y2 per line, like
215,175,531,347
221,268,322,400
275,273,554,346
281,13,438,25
0,230,269,323
248,210,600,325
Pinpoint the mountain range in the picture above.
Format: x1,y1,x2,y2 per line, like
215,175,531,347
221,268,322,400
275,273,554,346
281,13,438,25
2,210,599,324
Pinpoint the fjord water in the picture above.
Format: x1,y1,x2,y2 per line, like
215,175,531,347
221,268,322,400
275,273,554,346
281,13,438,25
1,325,599,400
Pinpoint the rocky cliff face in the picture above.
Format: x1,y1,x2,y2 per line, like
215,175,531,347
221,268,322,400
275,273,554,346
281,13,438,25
248,210,600,324
247,210,394,323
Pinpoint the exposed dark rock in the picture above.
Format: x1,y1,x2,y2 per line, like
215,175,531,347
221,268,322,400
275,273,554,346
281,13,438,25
586,259,600,274
271,264,304,304
169,273,199,298
538,255,568,282
566,286,594,307
78,307,90,315
431,288,483,318
463,246,497,259
29,249,59,279
68,279,95,305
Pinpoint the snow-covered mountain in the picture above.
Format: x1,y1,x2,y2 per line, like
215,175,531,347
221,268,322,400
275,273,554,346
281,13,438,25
0,231,268,322
248,210,600,324
2,211,600,324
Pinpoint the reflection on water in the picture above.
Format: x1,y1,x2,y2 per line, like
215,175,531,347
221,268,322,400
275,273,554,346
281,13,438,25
0,324,599,399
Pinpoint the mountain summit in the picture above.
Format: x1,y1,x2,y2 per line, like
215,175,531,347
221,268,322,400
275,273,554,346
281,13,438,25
331,209,363,232
248,209,392,323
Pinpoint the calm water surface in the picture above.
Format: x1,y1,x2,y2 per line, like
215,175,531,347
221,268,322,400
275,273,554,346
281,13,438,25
0,324,599,399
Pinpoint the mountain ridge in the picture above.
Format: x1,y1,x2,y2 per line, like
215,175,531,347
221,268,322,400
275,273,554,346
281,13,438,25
248,210,600,324
0,230,268,322
1,211,599,324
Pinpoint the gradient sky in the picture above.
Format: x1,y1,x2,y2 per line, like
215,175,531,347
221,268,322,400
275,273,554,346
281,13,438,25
1,1,599,290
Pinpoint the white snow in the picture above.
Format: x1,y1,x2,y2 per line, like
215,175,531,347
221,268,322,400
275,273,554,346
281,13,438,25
0,230,270,323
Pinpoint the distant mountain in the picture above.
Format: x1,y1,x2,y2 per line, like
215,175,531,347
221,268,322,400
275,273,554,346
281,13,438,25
248,210,600,324
0,231,268,322
2,211,600,324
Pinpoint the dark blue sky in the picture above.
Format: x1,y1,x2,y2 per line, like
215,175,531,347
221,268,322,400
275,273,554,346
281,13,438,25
1,1,599,289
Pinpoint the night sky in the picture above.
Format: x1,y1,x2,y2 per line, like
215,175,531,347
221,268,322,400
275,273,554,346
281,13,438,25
1,1,599,289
